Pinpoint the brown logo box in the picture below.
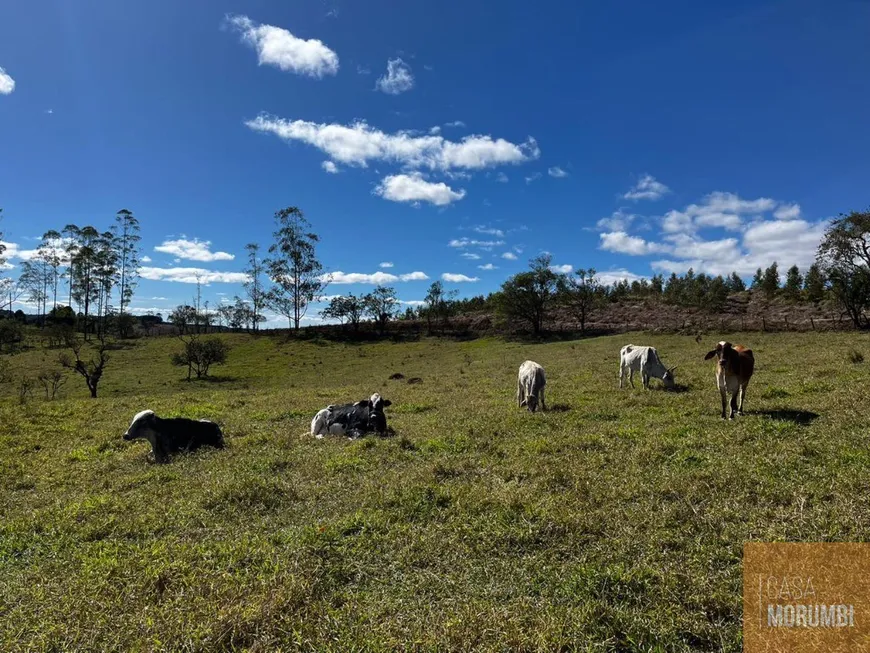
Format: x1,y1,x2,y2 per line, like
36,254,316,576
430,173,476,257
743,543,870,652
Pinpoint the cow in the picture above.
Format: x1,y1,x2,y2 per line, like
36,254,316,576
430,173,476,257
619,344,676,390
310,393,392,439
704,341,755,419
517,360,546,412
123,409,224,463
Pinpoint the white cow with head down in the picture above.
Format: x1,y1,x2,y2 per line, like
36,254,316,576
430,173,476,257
619,345,676,390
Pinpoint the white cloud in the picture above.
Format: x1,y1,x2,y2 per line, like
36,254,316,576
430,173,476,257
773,203,801,220
226,14,339,78
154,238,234,262
596,209,638,232
501,252,518,260
379,261,394,268
525,172,542,184
549,264,573,274
246,115,540,171
444,121,466,128
375,173,466,206
597,269,648,286
461,252,481,260
429,126,441,135
323,270,429,284
0,67,15,95
548,166,568,178
400,300,426,307
472,225,504,237
141,255,152,263
140,267,248,284
357,65,371,75
449,237,505,248
495,172,509,183
623,174,670,201
478,263,498,270
322,160,339,174
442,273,479,283
662,191,777,234
599,231,670,256
375,58,414,95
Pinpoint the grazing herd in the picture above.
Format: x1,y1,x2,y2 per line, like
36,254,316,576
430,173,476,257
122,340,756,463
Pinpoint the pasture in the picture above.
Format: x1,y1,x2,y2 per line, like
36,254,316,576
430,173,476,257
1,331,869,651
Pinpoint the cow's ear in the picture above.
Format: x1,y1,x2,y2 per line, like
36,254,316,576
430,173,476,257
382,400,392,407
704,350,716,360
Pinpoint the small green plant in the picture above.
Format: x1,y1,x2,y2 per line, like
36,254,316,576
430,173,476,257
848,349,864,364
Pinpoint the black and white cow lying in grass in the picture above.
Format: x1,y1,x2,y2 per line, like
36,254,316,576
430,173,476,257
310,393,392,439
123,410,224,463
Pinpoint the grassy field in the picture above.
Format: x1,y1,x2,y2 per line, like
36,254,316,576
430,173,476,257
1,330,869,651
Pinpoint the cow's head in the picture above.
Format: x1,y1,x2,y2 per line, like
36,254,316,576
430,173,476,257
704,341,732,367
662,366,677,389
354,394,393,434
523,395,539,413
124,409,158,441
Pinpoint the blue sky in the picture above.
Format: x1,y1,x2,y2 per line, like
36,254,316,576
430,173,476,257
1,0,869,323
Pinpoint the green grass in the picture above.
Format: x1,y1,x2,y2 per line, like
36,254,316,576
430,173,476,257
1,331,869,651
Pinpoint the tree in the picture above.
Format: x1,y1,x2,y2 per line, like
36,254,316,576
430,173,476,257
495,254,561,335
19,260,48,325
172,336,229,380
818,210,870,329
33,231,64,316
322,294,365,332
751,268,764,290
242,243,266,332
364,286,399,335
423,281,458,333
783,265,803,300
761,262,780,297
59,332,110,398
726,272,746,293
112,209,141,316
803,263,827,303
650,274,664,296
169,305,197,334
70,226,101,339
265,207,327,330
562,268,601,334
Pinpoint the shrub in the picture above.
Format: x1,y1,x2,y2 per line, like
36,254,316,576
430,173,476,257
172,336,230,380
848,349,864,364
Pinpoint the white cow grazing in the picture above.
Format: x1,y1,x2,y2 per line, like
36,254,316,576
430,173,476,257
619,345,676,390
517,360,547,412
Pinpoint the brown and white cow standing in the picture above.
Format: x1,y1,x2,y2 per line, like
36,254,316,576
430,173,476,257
704,341,754,419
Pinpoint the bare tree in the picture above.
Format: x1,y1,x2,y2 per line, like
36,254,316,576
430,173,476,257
265,207,327,330
562,268,602,334
59,332,110,398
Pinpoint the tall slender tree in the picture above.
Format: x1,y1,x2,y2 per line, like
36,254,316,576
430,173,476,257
111,209,141,316
243,243,266,332
37,230,64,312
71,226,101,339
265,207,327,330
62,224,81,309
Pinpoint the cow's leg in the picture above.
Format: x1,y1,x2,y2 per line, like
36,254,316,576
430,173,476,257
539,388,546,411
517,380,523,407
729,392,738,420
642,372,650,390
619,363,625,389
629,370,635,388
719,389,728,419
738,384,748,415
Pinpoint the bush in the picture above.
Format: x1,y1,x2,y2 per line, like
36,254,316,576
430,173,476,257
848,349,864,364
172,336,230,380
